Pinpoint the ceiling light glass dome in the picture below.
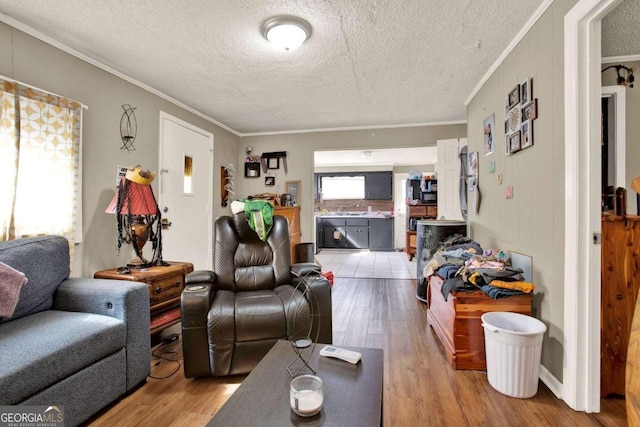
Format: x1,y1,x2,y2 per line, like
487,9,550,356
263,16,312,51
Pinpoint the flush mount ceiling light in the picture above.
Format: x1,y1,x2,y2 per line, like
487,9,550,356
262,16,311,51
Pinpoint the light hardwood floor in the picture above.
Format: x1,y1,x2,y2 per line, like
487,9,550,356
87,278,625,426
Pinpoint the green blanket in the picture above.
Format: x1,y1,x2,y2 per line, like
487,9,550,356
241,199,274,241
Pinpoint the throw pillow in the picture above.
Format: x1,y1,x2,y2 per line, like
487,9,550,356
0,261,28,318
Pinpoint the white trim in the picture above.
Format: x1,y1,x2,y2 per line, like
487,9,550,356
540,365,563,399
0,13,240,136
239,120,468,137
564,0,622,413
464,0,554,106
602,54,640,64
158,111,214,270
601,86,626,188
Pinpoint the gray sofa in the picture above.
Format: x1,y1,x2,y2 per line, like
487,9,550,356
0,236,150,426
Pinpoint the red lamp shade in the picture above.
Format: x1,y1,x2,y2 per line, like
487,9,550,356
105,178,158,216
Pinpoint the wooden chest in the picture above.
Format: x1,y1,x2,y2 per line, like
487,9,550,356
427,274,532,370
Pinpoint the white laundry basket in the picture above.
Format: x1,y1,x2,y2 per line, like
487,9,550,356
481,311,547,398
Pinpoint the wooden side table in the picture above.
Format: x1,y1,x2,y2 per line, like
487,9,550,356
94,261,194,334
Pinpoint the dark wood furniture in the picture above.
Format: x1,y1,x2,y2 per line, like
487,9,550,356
427,274,532,370
601,215,640,397
627,282,640,425
274,206,301,263
208,340,383,426
94,261,193,334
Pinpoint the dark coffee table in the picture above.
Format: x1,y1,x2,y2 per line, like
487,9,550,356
207,340,383,426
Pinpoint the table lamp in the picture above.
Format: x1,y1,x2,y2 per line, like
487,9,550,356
105,165,163,268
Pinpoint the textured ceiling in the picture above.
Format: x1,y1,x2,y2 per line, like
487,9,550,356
602,0,640,58
0,1,547,134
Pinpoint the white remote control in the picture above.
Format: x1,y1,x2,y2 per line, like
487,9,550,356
319,345,362,364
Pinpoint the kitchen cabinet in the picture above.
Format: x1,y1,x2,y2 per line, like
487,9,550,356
317,217,393,250
346,218,369,249
369,218,394,250
364,172,393,200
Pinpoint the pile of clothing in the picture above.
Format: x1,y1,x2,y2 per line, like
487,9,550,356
423,236,534,300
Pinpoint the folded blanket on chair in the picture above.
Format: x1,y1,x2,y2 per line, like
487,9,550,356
0,261,28,319
242,199,274,241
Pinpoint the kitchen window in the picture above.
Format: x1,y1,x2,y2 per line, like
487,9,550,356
320,176,365,200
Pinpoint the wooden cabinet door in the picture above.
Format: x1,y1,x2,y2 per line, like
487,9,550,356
601,218,640,397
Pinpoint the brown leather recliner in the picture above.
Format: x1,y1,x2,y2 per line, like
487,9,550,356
181,212,332,377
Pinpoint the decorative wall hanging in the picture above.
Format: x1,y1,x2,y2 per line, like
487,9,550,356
120,104,137,151
467,152,481,215
265,176,275,186
221,164,235,207
504,77,538,155
245,162,261,178
285,180,301,206
483,113,495,156
260,151,288,174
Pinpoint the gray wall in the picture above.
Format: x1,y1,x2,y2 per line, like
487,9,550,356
0,22,240,277
601,60,640,214
466,0,576,381
240,125,467,241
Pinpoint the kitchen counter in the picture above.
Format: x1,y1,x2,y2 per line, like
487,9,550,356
316,212,393,219
316,215,394,250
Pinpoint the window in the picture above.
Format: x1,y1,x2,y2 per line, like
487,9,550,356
320,176,365,200
0,79,83,246
183,154,193,194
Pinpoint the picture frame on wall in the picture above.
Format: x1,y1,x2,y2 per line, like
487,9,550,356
522,99,538,121
508,84,520,108
506,131,521,155
483,113,495,156
265,176,275,186
285,180,301,206
520,78,532,105
521,120,533,149
506,105,522,135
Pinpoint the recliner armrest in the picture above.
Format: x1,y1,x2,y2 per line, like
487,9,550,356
291,262,322,276
181,275,216,378
186,270,217,286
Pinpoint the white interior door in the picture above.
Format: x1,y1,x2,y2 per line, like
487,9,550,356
436,138,466,220
159,112,213,270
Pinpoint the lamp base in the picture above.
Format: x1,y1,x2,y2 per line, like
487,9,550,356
127,260,154,269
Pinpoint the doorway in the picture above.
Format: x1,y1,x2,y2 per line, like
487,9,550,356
564,0,624,412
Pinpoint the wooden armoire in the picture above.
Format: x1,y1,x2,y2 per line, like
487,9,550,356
601,215,640,397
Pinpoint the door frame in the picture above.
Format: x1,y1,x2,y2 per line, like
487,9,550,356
563,0,622,412
601,85,626,189
158,111,214,270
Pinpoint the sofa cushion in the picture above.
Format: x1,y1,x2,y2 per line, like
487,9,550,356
0,236,70,322
0,310,126,404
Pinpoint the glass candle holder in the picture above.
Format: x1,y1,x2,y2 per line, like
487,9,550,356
290,374,323,417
